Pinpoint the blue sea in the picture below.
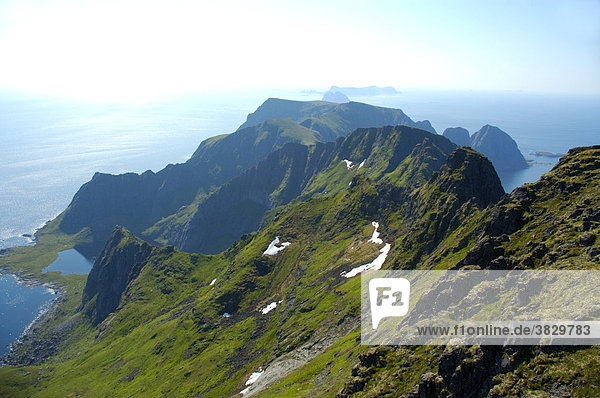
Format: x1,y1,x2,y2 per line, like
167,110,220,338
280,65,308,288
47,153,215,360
0,87,598,356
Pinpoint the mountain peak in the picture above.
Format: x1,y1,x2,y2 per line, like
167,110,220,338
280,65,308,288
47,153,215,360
470,125,528,172
433,146,505,208
81,226,154,325
442,127,470,146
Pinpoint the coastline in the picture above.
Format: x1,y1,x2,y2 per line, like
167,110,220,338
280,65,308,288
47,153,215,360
0,225,66,367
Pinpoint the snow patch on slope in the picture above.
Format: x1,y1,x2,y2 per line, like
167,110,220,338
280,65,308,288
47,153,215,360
368,221,383,244
240,368,264,395
263,237,291,255
342,221,391,278
342,243,391,278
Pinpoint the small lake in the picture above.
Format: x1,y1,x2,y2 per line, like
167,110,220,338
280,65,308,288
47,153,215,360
42,248,94,275
0,274,56,356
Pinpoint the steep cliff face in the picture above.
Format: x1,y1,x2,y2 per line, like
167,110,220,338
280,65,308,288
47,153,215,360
58,99,439,258
443,126,470,146
470,124,528,172
156,125,456,254
81,226,155,325
424,146,505,208
60,119,320,256
169,142,337,254
442,125,528,173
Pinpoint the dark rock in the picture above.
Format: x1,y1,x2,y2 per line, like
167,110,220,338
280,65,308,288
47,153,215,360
437,346,497,397
470,124,528,172
443,127,470,147
586,246,600,260
80,226,154,325
531,243,548,258
579,233,596,246
407,372,445,398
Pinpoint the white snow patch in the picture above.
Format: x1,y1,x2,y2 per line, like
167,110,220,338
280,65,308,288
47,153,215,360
209,278,217,286
342,159,354,169
359,159,366,168
260,301,278,314
368,221,384,245
263,237,291,255
240,368,264,395
341,243,391,278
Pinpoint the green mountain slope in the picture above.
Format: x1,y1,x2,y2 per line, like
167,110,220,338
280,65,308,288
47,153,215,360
145,125,456,254
238,98,436,137
1,145,598,397
57,99,437,258
1,104,597,397
1,143,506,397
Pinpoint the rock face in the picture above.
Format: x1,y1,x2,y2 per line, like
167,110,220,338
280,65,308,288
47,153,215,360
81,226,154,325
165,125,456,254
470,124,528,172
442,125,528,173
322,90,350,103
434,147,505,208
443,127,470,146
59,99,440,257
169,142,337,254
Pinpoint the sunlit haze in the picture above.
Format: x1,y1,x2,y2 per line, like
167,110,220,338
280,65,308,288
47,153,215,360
0,0,599,101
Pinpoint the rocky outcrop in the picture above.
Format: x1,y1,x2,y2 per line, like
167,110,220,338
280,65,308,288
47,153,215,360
442,127,470,146
470,125,528,172
322,90,350,103
81,226,155,325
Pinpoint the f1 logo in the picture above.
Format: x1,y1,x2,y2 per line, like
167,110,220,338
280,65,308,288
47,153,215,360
369,278,411,329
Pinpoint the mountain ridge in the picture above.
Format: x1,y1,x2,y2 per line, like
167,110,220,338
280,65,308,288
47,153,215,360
1,136,598,396
58,99,444,258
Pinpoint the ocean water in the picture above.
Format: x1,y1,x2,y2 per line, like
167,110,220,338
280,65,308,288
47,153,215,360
0,87,598,356
0,274,56,356
0,90,278,249
42,249,93,276
353,89,600,191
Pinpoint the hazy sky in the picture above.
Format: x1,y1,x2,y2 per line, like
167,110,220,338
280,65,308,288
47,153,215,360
0,0,598,100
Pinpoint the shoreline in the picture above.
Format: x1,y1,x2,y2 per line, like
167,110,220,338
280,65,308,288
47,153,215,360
0,225,66,367
0,270,64,367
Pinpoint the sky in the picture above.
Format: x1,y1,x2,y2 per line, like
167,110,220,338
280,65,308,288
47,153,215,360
0,0,598,100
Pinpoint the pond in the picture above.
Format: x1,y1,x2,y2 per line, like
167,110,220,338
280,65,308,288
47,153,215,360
42,248,94,275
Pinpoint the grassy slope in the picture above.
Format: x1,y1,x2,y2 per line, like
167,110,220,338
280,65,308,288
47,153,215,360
1,147,598,397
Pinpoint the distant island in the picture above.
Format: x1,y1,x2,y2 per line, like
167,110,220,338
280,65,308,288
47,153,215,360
322,90,349,103
322,85,400,99
530,151,564,158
